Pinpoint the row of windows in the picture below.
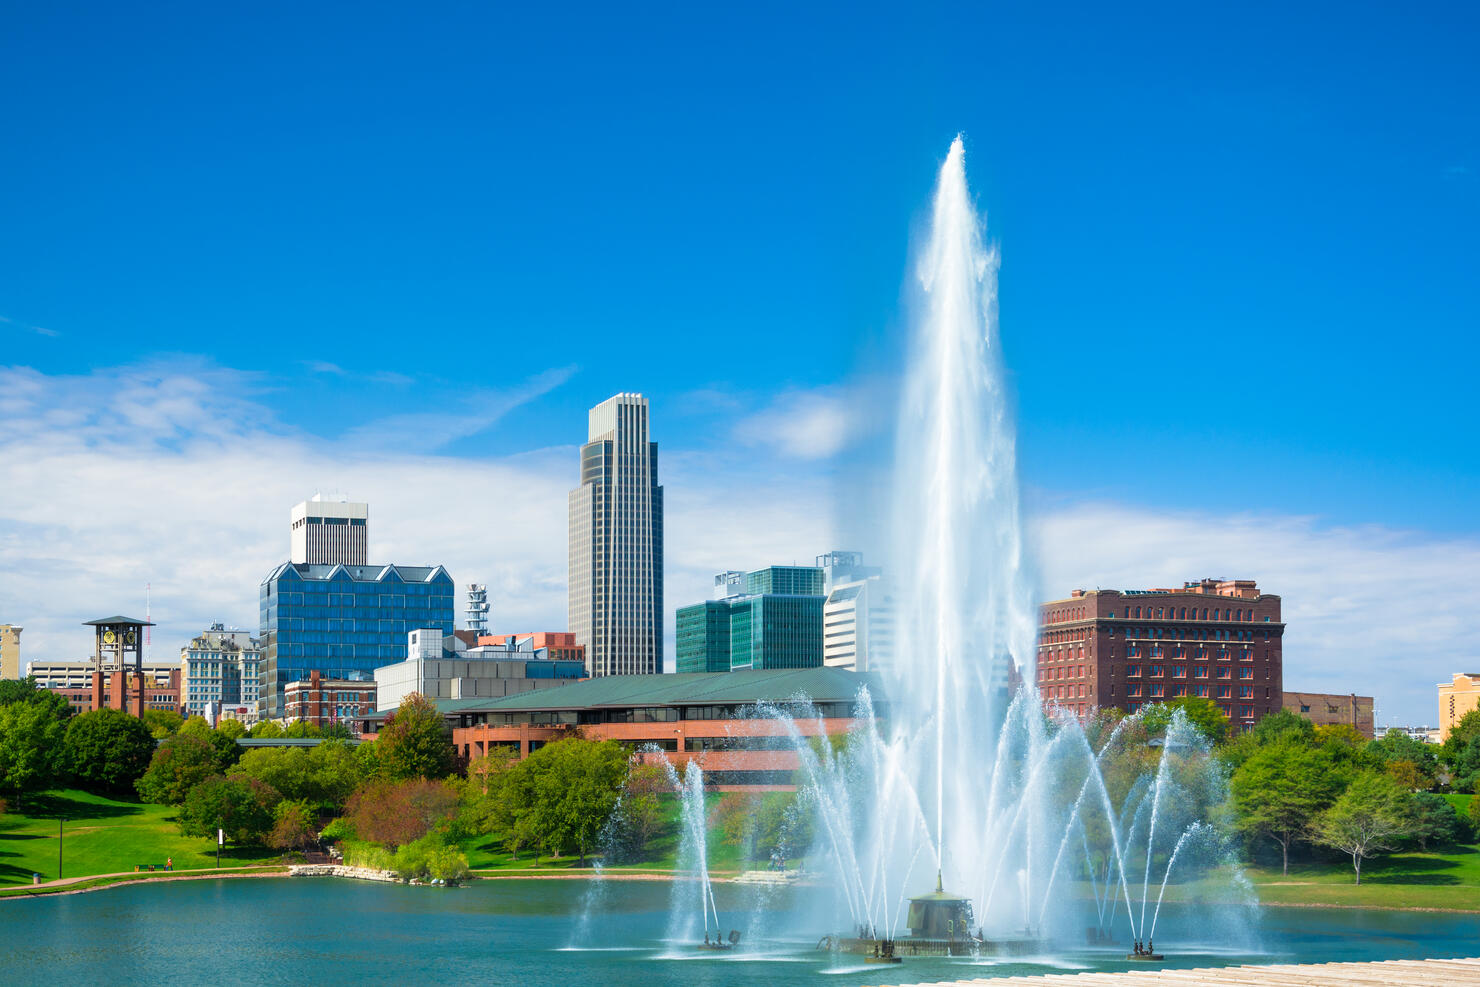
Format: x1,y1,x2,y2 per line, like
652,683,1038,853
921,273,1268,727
1118,604,1264,622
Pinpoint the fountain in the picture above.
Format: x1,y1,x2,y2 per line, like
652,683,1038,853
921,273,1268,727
586,136,1251,965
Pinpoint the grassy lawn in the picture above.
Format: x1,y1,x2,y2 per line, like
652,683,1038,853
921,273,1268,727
461,793,751,874
0,789,279,885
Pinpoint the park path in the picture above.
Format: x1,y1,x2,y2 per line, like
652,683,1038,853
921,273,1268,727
3,866,287,896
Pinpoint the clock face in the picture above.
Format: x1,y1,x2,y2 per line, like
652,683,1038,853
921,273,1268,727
103,630,117,645
125,630,137,645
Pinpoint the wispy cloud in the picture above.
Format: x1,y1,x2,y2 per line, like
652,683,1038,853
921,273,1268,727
1444,164,1471,179
302,361,415,387
339,364,580,450
733,387,859,459
1,314,63,338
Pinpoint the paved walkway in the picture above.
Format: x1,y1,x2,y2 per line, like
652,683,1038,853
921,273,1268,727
889,956,1480,986
3,866,285,896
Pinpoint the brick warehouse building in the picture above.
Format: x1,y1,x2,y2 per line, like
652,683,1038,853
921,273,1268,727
1037,578,1284,731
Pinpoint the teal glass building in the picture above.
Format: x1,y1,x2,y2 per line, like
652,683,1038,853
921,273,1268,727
675,565,825,673
259,562,455,718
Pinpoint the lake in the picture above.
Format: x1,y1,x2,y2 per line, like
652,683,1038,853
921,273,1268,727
1,877,1476,985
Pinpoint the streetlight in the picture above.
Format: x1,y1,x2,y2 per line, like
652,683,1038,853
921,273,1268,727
58,818,66,880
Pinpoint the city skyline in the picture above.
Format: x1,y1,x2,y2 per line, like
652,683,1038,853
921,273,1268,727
2,3,1477,724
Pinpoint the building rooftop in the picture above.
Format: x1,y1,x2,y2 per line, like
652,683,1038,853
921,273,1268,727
263,562,450,583
371,666,882,719
82,615,155,626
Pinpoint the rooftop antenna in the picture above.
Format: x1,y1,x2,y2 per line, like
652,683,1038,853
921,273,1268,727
145,583,151,660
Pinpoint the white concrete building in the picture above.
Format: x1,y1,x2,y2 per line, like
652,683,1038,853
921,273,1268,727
290,494,368,565
819,551,894,672
374,630,587,711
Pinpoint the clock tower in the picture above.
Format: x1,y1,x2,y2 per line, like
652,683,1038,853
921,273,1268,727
84,616,155,718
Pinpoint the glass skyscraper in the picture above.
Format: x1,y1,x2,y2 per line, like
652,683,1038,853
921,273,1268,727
258,562,455,719
675,565,825,673
568,392,664,677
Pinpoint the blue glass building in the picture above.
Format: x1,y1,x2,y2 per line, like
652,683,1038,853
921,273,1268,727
259,562,455,718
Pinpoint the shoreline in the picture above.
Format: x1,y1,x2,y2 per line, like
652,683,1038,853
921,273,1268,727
0,867,289,901
6,867,1479,914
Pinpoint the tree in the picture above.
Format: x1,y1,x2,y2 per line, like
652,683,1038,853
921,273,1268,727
1385,759,1427,792
229,740,363,813
216,719,247,741
1252,708,1316,747
344,777,458,851
0,700,65,805
140,709,184,738
179,775,280,844
249,720,285,739
0,676,75,722
498,738,628,864
268,799,319,852
1230,741,1344,875
284,720,321,739
375,694,454,780
1405,792,1466,850
1142,697,1230,745
136,732,228,804
178,716,242,770
1310,771,1415,885
62,708,155,795
605,762,669,861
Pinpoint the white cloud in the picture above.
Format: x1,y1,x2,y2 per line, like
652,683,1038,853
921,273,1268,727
0,360,829,675
3,359,1469,727
1029,502,1479,726
732,388,858,460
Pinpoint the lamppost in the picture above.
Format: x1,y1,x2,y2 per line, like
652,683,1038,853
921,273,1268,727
58,818,66,880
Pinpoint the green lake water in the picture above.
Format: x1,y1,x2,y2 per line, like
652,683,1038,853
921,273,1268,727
1,877,1476,985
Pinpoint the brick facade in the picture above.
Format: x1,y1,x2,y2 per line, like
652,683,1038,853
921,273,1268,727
1038,578,1284,731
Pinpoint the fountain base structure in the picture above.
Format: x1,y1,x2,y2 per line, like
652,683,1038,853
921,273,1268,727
819,874,1043,959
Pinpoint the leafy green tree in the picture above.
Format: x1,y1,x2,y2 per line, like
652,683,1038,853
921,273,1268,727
1404,792,1466,850
1442,709,1480,760
375,694,454,780
284,720,321,739
0,699,66,805
1252,708,1316,747
136,732,228,804
216,719,248,741
1310,770,1414,885
268,799,319,852
321,722,351,741
62,708,155,795
603,762,669,862
1469,792,1480,832
1142,697,1230,745
228,740,362,813
1449,736,1480,794
1230,741,1344,874
498,738,628,864
179,774,280,844
0,676,75,722
140,709,184,738
1368,729,1439,784
249,720,285,739
177,715,242,770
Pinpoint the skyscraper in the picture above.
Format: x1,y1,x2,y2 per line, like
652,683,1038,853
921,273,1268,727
290,494,368,565
568,392,664,676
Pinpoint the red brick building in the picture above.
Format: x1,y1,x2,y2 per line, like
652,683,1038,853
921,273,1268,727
283,670,376,734
1037,578,1284,731
50,667,183,717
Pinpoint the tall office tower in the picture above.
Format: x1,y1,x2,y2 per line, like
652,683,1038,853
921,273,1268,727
290,494,369,565
568,393,664,677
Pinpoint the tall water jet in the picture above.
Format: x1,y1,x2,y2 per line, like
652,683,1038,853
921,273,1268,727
890,135,1036,895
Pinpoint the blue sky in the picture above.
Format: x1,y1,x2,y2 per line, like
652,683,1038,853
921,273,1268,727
2,2,1477,721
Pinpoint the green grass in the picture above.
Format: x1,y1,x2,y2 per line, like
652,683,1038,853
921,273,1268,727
0,789,279,885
